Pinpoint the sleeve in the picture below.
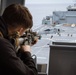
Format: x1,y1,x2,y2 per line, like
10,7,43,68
0,38,38,75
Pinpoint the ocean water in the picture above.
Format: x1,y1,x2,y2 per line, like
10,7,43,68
25,3,74,29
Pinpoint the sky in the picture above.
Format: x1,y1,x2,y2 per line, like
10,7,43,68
26,0,75,4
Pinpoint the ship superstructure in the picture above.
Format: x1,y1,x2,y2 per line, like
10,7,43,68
52,4,76,25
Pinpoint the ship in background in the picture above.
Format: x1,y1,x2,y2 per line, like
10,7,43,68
42,3,76,26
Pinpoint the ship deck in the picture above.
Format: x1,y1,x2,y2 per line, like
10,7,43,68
31,24,76,74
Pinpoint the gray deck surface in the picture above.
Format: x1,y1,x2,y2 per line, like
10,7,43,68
31,24,76,73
